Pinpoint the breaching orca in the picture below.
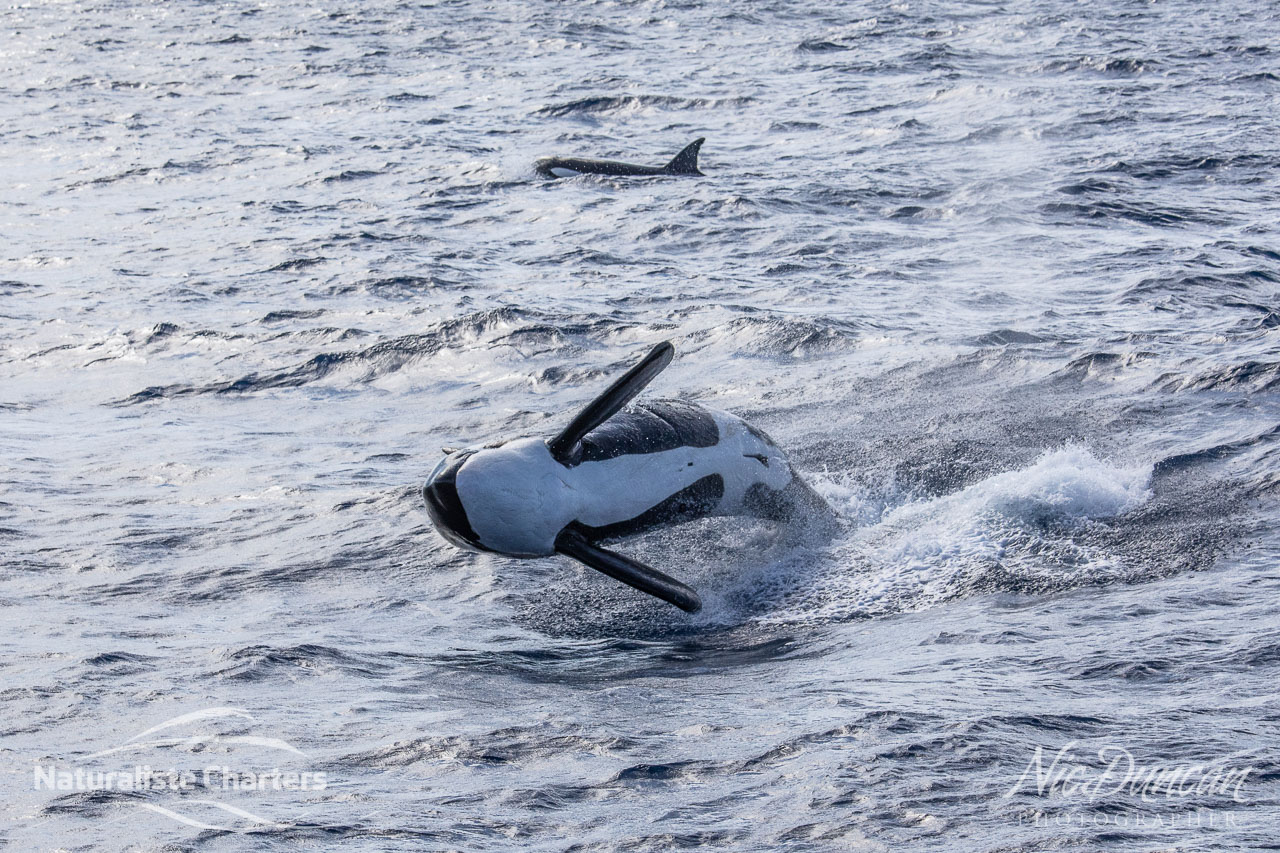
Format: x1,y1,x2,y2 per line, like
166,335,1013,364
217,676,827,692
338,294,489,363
534,138,705,179
422,342,830,613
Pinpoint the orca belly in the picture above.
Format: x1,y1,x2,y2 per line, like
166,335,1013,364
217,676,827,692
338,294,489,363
421,340,824,613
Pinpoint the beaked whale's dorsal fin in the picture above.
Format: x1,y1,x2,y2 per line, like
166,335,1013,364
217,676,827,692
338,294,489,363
664,138,705,175
546,341,674,466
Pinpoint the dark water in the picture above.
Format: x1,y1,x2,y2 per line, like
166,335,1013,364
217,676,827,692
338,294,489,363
3,0,1279,849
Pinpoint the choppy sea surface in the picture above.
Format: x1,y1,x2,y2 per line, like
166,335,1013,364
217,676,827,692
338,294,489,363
3,0,1279,849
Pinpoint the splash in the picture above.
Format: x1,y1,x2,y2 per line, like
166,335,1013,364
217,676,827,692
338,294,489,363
764,447,1153,622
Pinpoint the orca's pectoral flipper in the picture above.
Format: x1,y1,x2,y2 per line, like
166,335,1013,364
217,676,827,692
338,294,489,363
664,138,705,175
546,341,674,465
555,526,702,613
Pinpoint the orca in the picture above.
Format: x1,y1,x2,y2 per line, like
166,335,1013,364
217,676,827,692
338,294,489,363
534,138,705,179
422,342,831,613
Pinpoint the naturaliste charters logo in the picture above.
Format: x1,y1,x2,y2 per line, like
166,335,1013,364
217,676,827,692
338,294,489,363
1005,740,1253,803
33,707,326,831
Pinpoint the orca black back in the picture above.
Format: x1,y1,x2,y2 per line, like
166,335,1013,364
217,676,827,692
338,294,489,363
535,138,705,179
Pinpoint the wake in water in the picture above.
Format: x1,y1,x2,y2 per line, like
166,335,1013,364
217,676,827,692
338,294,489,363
774,446,1154,623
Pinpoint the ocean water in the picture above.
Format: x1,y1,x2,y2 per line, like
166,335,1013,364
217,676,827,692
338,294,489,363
2,0,1279,849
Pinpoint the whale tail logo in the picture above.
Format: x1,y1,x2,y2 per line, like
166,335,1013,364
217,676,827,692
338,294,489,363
664,138,705,175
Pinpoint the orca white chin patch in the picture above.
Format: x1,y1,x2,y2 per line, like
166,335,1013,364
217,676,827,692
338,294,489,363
549,167,582,178
455,437,574,557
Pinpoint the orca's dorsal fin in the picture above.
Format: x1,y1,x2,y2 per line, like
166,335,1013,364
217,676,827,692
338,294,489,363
664,138,705,175
546,341,674,466
555,525,702,612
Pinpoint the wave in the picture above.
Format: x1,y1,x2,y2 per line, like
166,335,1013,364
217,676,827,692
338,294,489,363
1153,424,1280,477
533,94,753,116
114,309,861,405
210,643,391,681
1049,351,1157,384
114,307,534,404
1122,270,1279,304
1099,153,1278,180
328,275,473,297
1039,199,1217,228
1040,56,1157,74
683,313,862,357
340,725,633,769
1163,360,1280,393
264,257,328,272
321,169,381,183
798,39,851,53
970,329,1051,346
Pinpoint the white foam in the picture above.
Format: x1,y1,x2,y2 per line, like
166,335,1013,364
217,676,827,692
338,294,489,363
765,447,1152,622
876,446,1151,562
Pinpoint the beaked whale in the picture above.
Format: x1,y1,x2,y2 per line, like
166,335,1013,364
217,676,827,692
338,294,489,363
534,138,705,179
422,342,831,613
